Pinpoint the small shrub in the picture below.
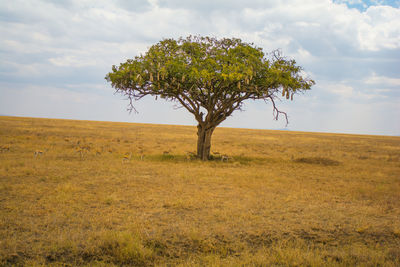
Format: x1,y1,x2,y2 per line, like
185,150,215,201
98,231,154,265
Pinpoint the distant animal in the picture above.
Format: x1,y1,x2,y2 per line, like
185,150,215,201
122,152,132,163
186,151,196,160
0,145,10,152
34,150,44,157
221,154,231,162
76,145,90,159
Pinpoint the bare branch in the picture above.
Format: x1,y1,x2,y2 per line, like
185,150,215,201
127,95,139,114
173,104,185,110
265,96,288,126
175,96,203,122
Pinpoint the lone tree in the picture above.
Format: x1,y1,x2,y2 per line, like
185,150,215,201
106,36,314,160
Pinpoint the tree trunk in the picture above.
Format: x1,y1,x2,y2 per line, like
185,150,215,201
197,123,215,161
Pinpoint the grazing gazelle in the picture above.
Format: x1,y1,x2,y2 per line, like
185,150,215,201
0,145,11,152
221,154,231,162
76,145,90,159
186,151,196,160
138,146,144,160
34,150,44,157
122,152,132,163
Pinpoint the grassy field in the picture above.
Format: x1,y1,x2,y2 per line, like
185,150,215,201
0,116,399,266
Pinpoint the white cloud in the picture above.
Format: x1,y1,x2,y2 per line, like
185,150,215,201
345,0,363,4
49,55,97,67
365,73,400,87
322,83,354,98
358,6,400,50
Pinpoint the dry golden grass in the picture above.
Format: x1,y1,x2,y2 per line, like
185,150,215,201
0,115,399,266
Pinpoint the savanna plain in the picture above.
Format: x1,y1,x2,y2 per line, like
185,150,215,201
0,116,399,266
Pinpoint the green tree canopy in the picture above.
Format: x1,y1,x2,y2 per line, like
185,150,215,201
106,36,315,160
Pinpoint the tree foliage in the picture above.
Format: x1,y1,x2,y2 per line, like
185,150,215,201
106,36,315,160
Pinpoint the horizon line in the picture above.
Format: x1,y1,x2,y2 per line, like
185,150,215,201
1,114,399,138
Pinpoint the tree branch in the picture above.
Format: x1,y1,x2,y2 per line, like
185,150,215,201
265,95,288,126
176,96,203,122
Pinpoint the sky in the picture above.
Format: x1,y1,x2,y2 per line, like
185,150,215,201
0,0,399,136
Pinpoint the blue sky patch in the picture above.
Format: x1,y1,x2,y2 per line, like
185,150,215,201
333,0,400,11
